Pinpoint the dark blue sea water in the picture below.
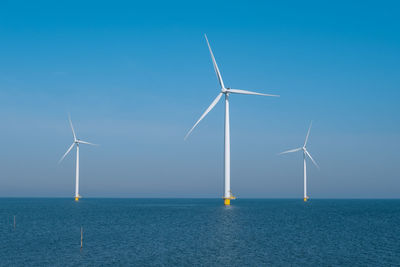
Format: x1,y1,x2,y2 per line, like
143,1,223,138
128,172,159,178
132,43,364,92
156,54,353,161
0,199,399,266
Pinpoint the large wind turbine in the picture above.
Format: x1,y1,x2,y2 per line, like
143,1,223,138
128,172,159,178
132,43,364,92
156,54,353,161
59,116,97,201
185,34,279,206
279,121,319,202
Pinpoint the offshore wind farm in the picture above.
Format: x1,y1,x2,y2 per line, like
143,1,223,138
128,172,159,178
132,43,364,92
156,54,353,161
1,0,400,266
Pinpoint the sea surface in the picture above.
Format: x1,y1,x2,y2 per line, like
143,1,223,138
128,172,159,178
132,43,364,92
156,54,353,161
0,198,399,266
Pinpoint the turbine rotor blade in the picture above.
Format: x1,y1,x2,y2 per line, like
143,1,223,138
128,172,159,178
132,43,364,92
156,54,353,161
78,140,98,146
305,150,319,169
68,115,77,141
204,34,225,89
185,93,223,140
228,89,279,97
304,121,313,147
59,143,75,164
279,147,302,155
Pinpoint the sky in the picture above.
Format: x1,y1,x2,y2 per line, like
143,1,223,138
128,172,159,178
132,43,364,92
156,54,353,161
0,0,399,198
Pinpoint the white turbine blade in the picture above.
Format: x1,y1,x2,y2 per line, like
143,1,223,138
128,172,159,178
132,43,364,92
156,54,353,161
58,143,75,164
78,140,98,146
204,34,225,89
185,93,223,140
68,115,77,141
304,121,313,147
279,147,302,155
228,89,279,97
305,150,319,169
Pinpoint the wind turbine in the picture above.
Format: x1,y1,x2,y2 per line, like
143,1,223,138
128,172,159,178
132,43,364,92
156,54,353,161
59,116,97,201
279,121,319,202
185,34,279,206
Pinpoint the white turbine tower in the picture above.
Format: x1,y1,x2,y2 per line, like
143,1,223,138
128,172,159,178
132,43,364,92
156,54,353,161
59,116,97,201
185,34,279,206
279,121,319,202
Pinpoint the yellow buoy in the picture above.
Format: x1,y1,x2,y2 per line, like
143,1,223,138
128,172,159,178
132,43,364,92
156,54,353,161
224,198,230,206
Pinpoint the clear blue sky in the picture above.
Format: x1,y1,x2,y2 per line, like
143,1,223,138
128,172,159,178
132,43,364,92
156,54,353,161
0,0,399,198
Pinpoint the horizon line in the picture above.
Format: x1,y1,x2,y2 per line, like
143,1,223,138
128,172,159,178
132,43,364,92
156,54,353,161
0,197,399,200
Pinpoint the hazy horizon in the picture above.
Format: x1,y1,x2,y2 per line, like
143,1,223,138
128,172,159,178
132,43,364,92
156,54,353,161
1,197,400,199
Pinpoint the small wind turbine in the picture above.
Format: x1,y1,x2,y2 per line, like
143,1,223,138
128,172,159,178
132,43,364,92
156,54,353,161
185,34,279,206
279,121,319,202
59,116,97,201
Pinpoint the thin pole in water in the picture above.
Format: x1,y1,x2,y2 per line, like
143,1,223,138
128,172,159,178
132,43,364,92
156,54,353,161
80,226,83,249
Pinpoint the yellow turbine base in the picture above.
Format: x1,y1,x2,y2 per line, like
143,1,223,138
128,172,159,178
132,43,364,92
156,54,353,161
75,197,79,202
304,197,308,202
224,199,231,206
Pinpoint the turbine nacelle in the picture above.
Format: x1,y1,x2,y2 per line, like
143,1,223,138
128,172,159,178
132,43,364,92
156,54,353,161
58,116,98,164
184,34,279,140
279,121,319,169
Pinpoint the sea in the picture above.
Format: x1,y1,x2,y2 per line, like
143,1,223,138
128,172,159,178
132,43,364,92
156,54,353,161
0,198,399,266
